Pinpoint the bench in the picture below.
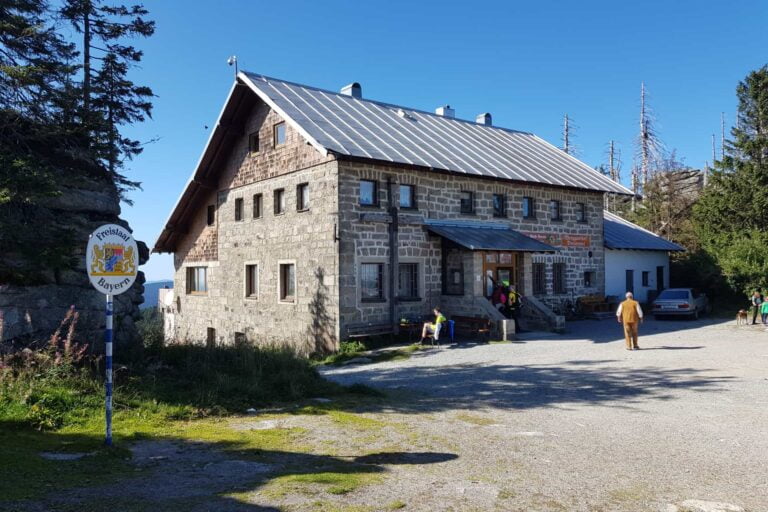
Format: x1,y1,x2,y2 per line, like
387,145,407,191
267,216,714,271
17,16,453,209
452,315,492,341
345,323,394,341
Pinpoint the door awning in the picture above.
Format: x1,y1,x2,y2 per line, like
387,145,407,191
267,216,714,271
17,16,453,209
426,222,558,252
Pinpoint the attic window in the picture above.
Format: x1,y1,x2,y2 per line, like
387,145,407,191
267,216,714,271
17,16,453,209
274,122,286,146
248,132,259,153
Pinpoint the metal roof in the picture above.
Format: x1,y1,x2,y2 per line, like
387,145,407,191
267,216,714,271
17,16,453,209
426,221,558,252
240,71,633,195
603,211,685,251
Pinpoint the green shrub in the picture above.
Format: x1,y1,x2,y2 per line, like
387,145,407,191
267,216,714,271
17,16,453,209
136,308,164,352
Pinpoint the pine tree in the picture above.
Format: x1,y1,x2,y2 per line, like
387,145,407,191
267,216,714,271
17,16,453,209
694,66,768,293
60,0,154,197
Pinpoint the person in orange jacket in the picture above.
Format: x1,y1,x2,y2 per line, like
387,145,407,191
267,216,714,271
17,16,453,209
616,292,644,350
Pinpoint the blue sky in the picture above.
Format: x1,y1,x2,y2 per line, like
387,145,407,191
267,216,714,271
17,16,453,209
122,0,768,281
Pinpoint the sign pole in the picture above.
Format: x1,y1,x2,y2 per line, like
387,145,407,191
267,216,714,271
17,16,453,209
86,223,138,447
105,293,113,446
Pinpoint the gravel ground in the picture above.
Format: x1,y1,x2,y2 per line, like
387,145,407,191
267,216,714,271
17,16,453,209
7,317,766,512
321,316,768,511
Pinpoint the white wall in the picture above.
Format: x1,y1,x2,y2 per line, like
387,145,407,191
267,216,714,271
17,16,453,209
605,250,670,303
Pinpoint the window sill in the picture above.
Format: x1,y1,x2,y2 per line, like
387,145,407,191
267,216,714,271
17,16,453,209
522,217,537,221
278,299,296,305
297,208,310,213
493,213,507,218
551,218,563,223
361,298,386,304
397,297,422,302
245,296,258,301
460,211,475,216
274,211,285,216
400,206,418,211
360,204,381,209
187,292,208,296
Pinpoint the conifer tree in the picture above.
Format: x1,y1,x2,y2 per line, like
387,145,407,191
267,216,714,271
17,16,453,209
694,66,768,293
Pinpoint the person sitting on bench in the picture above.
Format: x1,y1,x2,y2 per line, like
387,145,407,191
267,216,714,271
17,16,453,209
420,307,446,344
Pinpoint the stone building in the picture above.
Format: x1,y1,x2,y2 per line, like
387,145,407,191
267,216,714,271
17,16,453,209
153,72,631,352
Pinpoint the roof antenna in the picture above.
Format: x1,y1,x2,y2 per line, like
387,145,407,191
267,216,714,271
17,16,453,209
227,55,238,77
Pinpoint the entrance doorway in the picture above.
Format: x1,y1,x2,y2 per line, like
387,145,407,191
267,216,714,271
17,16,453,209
483,252,520,297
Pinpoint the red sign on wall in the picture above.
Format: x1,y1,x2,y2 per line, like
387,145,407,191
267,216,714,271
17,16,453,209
523,232,591,248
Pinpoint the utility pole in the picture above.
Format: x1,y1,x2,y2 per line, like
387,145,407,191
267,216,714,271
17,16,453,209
562,113,571,154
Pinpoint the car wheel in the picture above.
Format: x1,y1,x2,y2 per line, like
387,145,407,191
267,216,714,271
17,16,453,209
693,309,699,320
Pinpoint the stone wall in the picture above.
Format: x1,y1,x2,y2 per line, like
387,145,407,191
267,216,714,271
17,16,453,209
336,160,605,336
172,100,339,354
0,176,148,352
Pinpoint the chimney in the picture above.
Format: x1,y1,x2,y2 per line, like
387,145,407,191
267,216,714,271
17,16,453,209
476,112,492,126
435,105,455,118
340,82,362,99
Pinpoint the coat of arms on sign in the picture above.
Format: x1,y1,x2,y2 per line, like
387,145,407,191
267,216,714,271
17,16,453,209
90,243,137,276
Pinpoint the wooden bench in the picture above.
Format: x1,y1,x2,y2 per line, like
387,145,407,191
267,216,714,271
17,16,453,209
345,323,394,341
579,295,611,314
452,315,492,341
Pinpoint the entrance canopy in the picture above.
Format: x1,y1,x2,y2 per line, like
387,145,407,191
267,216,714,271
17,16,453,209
426,221,558,252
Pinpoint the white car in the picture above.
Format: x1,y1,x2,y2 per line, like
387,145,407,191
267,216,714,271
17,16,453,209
652,288,711,320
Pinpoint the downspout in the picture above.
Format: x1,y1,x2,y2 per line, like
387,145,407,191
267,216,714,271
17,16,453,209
387,178,399,332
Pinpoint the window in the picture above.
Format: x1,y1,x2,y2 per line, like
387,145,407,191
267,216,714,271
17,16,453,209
642,271,650,287
234,332,247,345
523,197,536,218
493,194,506,217
361,263,384,302
274,122,286,146
245,264,258,298
207,205,215,226
460,191,474,214
398,263,419,299
186,267,207,294
274,188,285,215
626,269,634,294
206,327,216,348
253,193,262,219
532,262,546,295
279,263,296,302
248,132,259,153
584,271,596,288
549,200,562,221
234,197,243,221
553,262,566,294
297,183,309,211
442,246,464,295
576,202,586,223
399,184,415,209
360,180,377,206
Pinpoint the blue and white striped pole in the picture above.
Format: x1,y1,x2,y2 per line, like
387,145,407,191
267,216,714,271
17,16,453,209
105,293,113,446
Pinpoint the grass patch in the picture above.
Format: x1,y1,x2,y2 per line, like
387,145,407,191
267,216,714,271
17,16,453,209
455,413,498,426
0,334,373,502
315,343,426,367
386,500,407,509
264,471,384,498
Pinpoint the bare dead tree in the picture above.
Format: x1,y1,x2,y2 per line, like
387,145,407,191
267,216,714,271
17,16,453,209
636,82,664,191
562,113,572,155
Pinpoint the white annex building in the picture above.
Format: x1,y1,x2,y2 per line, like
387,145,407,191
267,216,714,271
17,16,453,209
603,211,684,303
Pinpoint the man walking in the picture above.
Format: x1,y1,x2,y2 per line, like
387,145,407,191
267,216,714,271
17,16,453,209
616,292,643,350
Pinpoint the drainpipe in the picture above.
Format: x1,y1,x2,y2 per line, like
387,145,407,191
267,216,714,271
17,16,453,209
387,178,399,332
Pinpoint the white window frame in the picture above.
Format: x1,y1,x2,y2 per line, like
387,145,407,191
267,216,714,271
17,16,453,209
244,261,260,300
277,259,297,304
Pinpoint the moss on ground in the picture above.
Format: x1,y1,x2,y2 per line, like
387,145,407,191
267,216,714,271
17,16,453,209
455,412,499,426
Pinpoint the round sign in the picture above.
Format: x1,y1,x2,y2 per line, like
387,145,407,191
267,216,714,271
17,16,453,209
86,224,139,295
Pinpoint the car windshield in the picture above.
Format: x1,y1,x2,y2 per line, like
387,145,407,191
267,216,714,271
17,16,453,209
657,290,689,300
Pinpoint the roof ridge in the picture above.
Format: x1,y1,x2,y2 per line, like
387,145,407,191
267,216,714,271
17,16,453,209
241,70,532,136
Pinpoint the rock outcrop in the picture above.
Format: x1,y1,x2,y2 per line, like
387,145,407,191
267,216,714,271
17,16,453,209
0,176,148,352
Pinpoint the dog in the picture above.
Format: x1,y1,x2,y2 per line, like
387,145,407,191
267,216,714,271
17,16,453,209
736,309,749,326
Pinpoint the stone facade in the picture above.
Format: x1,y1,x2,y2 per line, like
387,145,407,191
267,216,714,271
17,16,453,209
336,161,605,337
169,101,606,352
171,102,338,354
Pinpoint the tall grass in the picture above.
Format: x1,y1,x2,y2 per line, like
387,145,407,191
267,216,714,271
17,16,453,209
0,307,343,433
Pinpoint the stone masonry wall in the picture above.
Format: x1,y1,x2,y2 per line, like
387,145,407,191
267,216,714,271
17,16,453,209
337,160,605,335
172,100,339,354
